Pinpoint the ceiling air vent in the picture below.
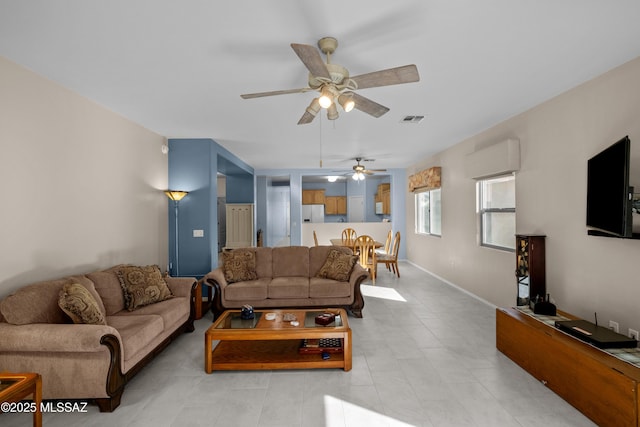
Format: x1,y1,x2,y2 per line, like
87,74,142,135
401,115,425,124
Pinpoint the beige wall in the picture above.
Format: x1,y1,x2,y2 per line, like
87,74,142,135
0,56,169,295
407,56,640,332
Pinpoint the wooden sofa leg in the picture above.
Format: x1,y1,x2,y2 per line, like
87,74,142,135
95,389,123,412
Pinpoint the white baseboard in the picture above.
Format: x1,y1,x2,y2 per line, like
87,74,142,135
406,261,497,309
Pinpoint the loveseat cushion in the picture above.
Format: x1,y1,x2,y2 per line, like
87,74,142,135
272,246,310,277
224,278,270,301
87,267,126,316
117,265,173,311
268,277,309,299
0,275,104,325
58,283,107,325
115,297,189,331
222,249,258,283
253,247,274,278
106,314,164,361
309,277,352,298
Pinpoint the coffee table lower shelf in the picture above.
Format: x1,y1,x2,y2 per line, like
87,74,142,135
208,339,348,371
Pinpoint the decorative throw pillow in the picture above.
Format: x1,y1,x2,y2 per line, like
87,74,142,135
222,249,258,284
316,249,358,282
58,283,107,325
117,265,173,311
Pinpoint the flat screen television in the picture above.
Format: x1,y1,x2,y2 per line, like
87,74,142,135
586,135,634,238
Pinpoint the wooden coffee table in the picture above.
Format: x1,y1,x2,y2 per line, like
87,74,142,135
205,308,352,373
0,372,42,427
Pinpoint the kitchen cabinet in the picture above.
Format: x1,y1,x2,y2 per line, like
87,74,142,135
325,196,347,215
302,190,325,205
375,183,391,215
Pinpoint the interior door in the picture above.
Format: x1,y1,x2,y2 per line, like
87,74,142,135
348,196,364,222
267,186,290,246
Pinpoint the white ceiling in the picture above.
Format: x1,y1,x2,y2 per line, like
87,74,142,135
1,1,640,172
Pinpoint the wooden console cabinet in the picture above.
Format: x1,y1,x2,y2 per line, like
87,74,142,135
496,307,640,427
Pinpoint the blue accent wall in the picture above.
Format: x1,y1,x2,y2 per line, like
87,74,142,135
167,138,253,277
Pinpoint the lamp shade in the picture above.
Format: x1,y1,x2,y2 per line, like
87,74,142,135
164,190,188,201
327,103,339,120
305,98,321,116
338,93,355,112
318,86,334,109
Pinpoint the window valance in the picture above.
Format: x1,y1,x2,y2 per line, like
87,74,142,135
408,166,441,192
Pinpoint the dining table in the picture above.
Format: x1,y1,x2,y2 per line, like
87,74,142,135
330,238,383,251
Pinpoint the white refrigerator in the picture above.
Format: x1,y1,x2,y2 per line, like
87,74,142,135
302,204,325,223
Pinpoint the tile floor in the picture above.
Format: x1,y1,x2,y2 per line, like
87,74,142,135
2,262,596,427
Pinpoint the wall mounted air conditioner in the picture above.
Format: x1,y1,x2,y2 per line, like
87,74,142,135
465,138,520,179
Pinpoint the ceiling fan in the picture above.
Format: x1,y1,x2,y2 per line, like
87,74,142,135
240,37,420,124
338,157,387,181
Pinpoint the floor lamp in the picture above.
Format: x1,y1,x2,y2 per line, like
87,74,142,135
164,190,188,276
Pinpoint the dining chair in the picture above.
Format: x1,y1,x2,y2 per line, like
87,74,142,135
378,231,400,278
353,235,377,284
341,228,357,243
313,230,319,246
376,230,393,257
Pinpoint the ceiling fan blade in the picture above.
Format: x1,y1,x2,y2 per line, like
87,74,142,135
241,88,310,99
291,43,331,79
297,110,317,125
351,93,390,118
350,64,419,90
366,169,387,172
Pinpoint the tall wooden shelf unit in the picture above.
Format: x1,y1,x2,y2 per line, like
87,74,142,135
515,234,545,306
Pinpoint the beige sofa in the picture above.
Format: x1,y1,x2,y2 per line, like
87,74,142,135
204,246,370,319
0,265,196,412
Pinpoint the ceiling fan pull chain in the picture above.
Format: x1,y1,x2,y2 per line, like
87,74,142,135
319,114,323,168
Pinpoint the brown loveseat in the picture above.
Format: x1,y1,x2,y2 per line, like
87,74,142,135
0,265,196,412
204,246,370,319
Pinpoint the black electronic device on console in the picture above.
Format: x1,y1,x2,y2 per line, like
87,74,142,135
531,294,556,316
555,319,638,349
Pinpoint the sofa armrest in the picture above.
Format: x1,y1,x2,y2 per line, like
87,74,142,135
349,263,369,286
348,264,369,318
204,268,228,320
0,322,121,353
165,276,197,298
204,268,227,290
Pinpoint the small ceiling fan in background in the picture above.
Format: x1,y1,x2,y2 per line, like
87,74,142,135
333,157,387,181
240,37,419,124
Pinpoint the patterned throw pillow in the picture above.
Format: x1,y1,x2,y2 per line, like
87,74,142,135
316,249,358,282
117,265,173,311
58,283,106,325
222,249,258,284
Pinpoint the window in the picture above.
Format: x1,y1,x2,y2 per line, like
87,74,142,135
415,188,441,236
478,174,515,251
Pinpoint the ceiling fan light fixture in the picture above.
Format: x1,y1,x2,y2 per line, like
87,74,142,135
352,171,365,181
338,93,355,112
327,103,339,120
318,87,333,108
305,98,321,116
